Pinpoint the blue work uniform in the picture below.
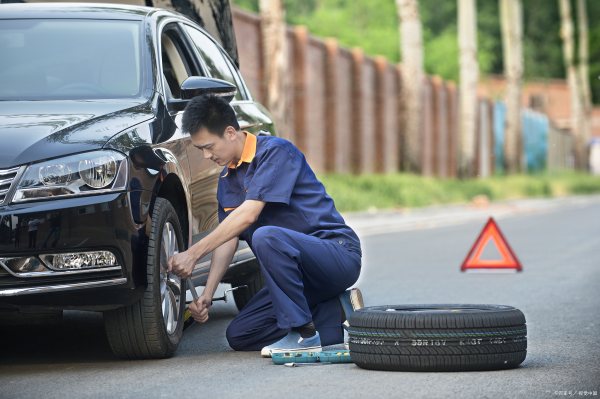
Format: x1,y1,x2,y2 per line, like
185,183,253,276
219,132,362,350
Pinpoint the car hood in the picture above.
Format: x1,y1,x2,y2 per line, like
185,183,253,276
0,100,153,168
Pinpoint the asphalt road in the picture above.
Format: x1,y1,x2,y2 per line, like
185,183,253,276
1,196,599,399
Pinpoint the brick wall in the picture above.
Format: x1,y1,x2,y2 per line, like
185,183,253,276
234,8,490,176
233,8,600,177
233,7,560,176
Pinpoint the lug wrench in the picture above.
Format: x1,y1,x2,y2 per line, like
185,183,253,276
172,250,248,304
183,279,247,329
187,278,200,301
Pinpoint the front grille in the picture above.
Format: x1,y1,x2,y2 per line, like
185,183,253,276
0,167,20,205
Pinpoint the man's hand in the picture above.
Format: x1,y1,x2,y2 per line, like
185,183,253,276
189,295,212,323
167,250,198,279
168,200,263,280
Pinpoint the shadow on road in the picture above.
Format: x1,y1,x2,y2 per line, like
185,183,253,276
0,311,114,365
0,303,241,365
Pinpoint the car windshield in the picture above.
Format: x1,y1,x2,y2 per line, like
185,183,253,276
0,19,143,100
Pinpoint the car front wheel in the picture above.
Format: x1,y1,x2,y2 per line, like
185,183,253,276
104,198,185,359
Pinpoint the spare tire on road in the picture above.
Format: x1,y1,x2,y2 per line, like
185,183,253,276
348,304,527,372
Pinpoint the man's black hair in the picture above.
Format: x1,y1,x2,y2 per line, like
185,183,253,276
181,94,240,137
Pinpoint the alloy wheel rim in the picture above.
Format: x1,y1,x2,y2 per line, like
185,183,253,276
159,222,181,335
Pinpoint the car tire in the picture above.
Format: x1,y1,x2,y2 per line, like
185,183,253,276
231,268,264,311
348,304,527,372
104,198,185,359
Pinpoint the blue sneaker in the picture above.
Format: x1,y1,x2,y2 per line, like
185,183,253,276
260,331,322,358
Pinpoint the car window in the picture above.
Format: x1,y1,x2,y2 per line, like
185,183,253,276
0,19,142,100
183,26,246,100
226,55,251,100
160,25,194,99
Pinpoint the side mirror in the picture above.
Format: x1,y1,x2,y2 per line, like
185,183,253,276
168,77,237,112
129,145,167,170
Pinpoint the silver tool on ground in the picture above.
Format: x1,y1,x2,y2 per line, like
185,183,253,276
284,362,332,367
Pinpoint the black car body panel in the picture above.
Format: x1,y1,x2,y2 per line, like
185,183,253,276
0,100,153,168
0,192,145,310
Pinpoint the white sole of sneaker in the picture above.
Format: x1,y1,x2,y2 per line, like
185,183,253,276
261,348,271,358
261,346,322,358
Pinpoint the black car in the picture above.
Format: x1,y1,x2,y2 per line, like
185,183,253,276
0,3,274,358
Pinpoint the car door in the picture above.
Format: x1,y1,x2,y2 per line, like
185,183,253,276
158,21,222,266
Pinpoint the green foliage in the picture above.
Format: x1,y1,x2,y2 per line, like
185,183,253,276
522,0,564,80
234,0,317,16
318,172,600,212
290,0,400,61
423,29,458,81
233,0,257,12
476,0,502,75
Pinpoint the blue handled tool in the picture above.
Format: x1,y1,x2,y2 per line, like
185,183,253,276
272,350,353,366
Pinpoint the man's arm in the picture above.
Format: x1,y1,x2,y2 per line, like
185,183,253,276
188,236,238,323
168,199,265,278
191,199,265,260
202,236,238,301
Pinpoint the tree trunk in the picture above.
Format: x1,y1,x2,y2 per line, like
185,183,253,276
458,0,479,178
259,0,290,138
577,0,592,113
577,0,592,149
151,0,239,67
396,0,424,174
500,0,524,174
559,0,586,169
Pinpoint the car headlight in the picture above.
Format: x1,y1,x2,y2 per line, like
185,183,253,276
12,150,128,202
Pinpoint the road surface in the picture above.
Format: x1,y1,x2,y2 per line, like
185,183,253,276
1,196,599,399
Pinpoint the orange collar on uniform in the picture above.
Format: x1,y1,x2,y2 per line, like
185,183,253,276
228,131,257,169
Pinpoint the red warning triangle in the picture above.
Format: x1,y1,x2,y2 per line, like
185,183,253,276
461,217,522,272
